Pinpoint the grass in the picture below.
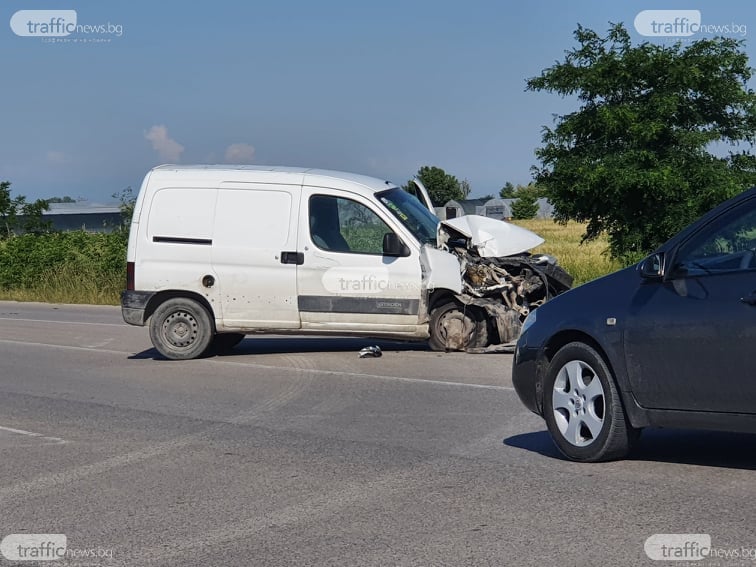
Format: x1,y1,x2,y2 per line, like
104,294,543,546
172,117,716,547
0,263,123,305
513,219,624,285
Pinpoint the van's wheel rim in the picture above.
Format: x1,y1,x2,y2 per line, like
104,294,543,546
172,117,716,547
552,360,605,447
162,311,199,348
437,310,475,343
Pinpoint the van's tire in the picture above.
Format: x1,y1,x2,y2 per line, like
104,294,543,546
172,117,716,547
149,297,214,360
212,333,245,353
428,300,488,352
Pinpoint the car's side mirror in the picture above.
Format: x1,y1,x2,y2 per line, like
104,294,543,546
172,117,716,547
638,252,664,280
383,233,410,257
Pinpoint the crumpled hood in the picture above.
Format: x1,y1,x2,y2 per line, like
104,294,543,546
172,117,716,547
438,215,545,257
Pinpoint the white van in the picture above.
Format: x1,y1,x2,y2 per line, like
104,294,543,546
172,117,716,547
122,165,570,359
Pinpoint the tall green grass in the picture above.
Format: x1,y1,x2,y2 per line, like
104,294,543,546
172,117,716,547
0,231,126,305
514,219,624,285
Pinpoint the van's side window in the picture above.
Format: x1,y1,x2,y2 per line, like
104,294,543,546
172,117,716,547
309,195,393,255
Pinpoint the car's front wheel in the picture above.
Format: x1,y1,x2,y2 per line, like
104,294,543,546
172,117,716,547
543,342,640,462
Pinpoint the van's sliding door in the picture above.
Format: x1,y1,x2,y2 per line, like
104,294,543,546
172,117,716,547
212,183,302,330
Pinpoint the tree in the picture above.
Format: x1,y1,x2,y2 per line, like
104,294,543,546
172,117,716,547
460,178,472,199
407,166,464,206
113,186,136,231
0,181,16,238
527,23,756,263
499,182,516,198
511,190,539,219
0,181,50,238
19,199,52,234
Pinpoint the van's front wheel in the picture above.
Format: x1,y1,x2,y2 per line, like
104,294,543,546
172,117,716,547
428,300,487,351
149,298,214,360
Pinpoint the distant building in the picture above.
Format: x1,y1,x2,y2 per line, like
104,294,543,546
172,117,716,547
435,197,553,221
436,198,512,221
24,202,124,233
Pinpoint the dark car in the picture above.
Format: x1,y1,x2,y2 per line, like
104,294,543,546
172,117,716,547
512,187,756,462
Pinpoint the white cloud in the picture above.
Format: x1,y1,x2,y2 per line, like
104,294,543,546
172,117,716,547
46,151,67,164
144,125,185,162
224,143,255,164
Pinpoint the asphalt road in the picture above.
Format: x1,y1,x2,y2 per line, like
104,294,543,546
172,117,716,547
0,301,754,566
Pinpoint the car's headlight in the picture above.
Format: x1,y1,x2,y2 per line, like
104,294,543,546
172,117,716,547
520,309,537,335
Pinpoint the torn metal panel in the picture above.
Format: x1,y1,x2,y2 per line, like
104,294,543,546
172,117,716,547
439,215,545,257
456,294,522,344
420,245,463,294
434,218,573,352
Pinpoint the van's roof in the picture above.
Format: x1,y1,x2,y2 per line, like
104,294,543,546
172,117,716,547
149,164,397,194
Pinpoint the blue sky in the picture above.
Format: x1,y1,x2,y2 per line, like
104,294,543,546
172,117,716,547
2,0,755,202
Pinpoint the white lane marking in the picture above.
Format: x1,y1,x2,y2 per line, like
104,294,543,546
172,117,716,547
200,358,514,391
0,425,66,445
0,339,128,356
0,338,514,392
0,434,198,502
0,317,124,327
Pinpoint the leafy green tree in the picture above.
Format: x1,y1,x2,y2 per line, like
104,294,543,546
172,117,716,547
499,182,516,198
527,24,756,263
511,191,539,219
0,181,17,238
19,199,52,234
0,181,50,238
113,186,136,231
406,166,464,206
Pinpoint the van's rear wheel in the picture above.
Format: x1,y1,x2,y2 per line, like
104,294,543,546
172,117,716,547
149,298,213,360
428,300,487,351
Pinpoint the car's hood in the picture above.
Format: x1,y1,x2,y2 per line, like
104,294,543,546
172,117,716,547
438,215,545,257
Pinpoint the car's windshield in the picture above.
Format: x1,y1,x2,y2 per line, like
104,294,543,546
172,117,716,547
376,187,438,245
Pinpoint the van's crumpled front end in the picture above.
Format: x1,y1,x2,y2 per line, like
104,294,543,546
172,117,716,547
437,215,573,352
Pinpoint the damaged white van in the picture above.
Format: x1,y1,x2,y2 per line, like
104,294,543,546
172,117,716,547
122,165,571,359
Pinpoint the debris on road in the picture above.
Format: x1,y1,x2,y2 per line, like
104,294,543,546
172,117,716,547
359,345,383,358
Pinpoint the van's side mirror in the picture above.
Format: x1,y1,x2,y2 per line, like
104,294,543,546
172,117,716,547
639,252,664,280
383,233,410,257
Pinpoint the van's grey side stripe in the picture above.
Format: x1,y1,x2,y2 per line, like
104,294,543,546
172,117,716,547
298,296,419,315
153,236,212,245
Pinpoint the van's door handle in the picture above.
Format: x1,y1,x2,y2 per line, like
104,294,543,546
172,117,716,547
281,251,304,265
740,291,756,306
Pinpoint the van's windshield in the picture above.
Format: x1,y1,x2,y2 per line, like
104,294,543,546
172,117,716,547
376,188,438,245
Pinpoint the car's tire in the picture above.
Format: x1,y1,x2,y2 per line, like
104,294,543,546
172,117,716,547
149,297,214,360
543,342,640,462
428,300,488,351
212,332,245,353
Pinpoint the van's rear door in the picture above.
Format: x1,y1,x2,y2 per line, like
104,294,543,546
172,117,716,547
211,181,302,330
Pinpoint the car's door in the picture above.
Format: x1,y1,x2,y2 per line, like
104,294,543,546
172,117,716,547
211,183,302,330
624,195,756,412
296,188,423,334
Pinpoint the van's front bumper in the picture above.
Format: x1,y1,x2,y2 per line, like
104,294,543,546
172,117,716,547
121,291,155,326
